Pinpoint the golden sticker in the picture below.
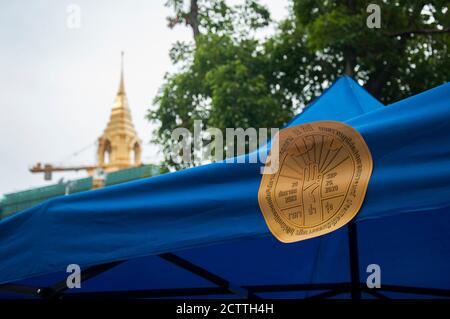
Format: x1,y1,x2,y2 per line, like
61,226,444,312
258,121,373,243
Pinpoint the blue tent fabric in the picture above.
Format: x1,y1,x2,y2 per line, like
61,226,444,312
1,77,449,299
286,76,384,127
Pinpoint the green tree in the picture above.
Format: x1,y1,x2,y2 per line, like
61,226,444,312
268,0,450,103
150,0,291,168
149,0,449,169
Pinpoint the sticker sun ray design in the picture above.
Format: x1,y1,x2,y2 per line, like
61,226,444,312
258,121,373,243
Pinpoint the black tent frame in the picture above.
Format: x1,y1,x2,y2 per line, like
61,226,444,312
1,222,450,300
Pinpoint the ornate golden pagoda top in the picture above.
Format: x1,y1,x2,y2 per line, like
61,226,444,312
97,52,142,172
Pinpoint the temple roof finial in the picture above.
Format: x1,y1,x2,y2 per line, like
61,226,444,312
98,50,142,171
118,51,125,95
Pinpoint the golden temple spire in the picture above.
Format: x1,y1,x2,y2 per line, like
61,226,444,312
97,52,142,172
118,51,125,95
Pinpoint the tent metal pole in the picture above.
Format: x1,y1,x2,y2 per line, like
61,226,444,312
363,289,390,300
159,253,257,299
60,287,232,300
0,283,40,297
348,222,361,300
378,284,450,298
245,282,349,293
306,288,347,299
37,260,124,299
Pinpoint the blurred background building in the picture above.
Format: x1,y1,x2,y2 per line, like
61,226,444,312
0,54,164,219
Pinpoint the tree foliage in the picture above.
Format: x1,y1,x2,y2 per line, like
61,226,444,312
272,0,450,102
149,0,449,169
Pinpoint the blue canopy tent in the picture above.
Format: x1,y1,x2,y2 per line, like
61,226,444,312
1,76,449,299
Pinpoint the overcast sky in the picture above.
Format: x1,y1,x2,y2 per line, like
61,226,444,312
0,0,289,196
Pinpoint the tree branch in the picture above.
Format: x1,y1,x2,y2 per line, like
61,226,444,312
387,27,450,37
167,0,200,39
343,0,357,77
364,36,408,99
187,0,200,38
